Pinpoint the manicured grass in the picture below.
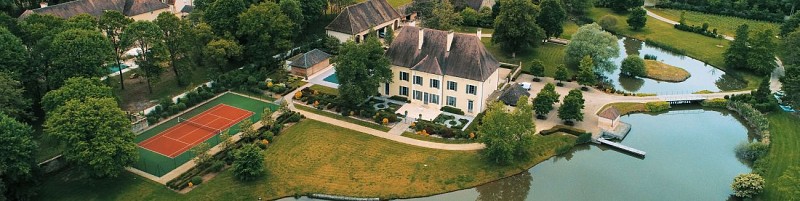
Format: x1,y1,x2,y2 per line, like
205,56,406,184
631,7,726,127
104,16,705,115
480,38,572,76
133,92,278,177
647,8,780,38
38,120,576,200
455,26,494,35
586,8,760,90
599,102,647,115
561,21,580,40
643,60,690,82
401,132,475,144
760,112,800,200
295,104,391,132
309,84,339,96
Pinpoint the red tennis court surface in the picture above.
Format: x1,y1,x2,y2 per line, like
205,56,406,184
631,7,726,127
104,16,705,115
138,104,254,158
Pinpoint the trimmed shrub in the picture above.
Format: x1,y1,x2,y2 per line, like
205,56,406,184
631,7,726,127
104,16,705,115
645,101,671,112
575,133,592,145
389,95,410,103
210,161,225,172
731,173,765,198
440,106,465,115
191,176,203,185
734,141,770,162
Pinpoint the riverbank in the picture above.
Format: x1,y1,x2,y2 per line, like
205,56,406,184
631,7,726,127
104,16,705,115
643,60,690,82
36,120,576,200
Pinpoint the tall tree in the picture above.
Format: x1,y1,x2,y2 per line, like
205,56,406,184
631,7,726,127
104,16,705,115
576,55,597,89
188,23,216,70
725,24,750,70
533,83,559,118
621,55,646,77
627,7,647,30
204,0,246,35
781,66,800,105
45,97,137,178
564,23,620,72
558,89,585,123
608,0,644,13
423,0,462,31
19,14,66,91
238,1,294,66
479,97,536,165
492,0,545,54
0,27,28,79
99,10,133,90
0,113,37,201
279,0,304,36
384,26,394,45
204,38,242,73
65,14,97,30
0,73,32,120
537,0,567,38
121,21,165,94
41,77,114,113
232,144,264,181
529,59,545,81
49,29,113,89
748,29,777,75
300,0,327,24
332,37,392,109
155,12,192,86
783,30,800,67
780,12,800,37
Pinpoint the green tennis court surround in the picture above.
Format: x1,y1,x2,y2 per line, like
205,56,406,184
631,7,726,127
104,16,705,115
133,92,278,177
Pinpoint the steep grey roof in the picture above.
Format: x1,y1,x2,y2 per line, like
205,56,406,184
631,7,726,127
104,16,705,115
599,107,621,120
466,0,495,11
19,0,169,19
385,26,500,81
500,85,530,106
288,49,331,69
325,0,402,35
179,5,193,13
411,55,442,75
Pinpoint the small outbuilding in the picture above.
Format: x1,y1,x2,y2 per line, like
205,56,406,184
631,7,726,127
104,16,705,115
598,107,621,130
499,85,531,106
288,49,331,78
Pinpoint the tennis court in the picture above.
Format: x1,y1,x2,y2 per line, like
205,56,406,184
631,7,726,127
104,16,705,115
133,92,278,177
138,104,253,158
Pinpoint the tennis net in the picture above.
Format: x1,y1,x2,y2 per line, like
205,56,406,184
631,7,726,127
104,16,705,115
178,117,222,134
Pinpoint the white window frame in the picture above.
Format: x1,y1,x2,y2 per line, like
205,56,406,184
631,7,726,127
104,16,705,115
399,86,409,96
430,79,440,89
466,84,477,95
400,72,409,81
430,94,440,104
413,76,422,85
447,81,457,91
413,90,422,100
446,96,456,107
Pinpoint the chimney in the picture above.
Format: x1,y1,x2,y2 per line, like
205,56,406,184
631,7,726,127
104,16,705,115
446,30,454,52
477,28,482,38
418,29,424,50
39,1,48,8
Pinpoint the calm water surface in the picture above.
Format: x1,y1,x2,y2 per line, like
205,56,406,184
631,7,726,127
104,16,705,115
281,108,753,201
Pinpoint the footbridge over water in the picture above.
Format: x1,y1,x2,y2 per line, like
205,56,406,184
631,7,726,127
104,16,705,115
657,94,707,105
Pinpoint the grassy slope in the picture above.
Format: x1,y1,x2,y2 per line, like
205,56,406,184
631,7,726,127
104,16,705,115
647,8,780,38
761,112,800,200
38,120,575,200
598,102,647,115
587,8,760,89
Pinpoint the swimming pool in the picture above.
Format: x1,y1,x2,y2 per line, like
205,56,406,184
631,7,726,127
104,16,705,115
109,64,129,73
323,73,339,84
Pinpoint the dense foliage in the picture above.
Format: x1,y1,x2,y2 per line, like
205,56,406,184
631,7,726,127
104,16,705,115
620,55,646,77
331,37,392,109
565,24,620,72
655,0,791,22
232,144,264,181
731,173,765,198
480,97,535,165
558,89,585,123
626,7,647,30
0,113,37,201
492,0,545,53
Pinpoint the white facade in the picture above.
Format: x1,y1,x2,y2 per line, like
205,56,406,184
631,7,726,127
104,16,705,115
327,19,400,43
382,65,499,116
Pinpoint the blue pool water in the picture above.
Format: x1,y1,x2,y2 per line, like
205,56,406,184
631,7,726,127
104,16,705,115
323,73,339,84
109,64,129,73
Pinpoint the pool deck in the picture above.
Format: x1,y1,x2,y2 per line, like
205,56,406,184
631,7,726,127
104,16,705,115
307,65,339,88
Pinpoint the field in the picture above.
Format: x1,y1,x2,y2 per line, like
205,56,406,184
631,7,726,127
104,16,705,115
643,60,690,82
480,38,572,76
761,112,800,200
38,120,575,200
647,8,780,38
132,92,277,176
586,8,760,90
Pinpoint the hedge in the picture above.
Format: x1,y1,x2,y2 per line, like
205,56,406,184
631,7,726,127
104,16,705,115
146,84,225,124
728,101,770,144
645,101,671,112
441,106,465,115
539,125,590,136
388,95,410,103
701,98,728,108
413,120,468,139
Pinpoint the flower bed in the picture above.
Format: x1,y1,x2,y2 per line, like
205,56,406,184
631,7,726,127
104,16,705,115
296,87,402,125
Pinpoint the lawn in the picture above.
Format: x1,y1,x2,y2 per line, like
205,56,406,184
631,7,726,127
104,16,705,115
309,84,339,96
586,8,761,90
108,66,211,111
401,131,475,144
599,102,646,115
561,20,580,40
295,104,391,132
647,8,780,38
760,112,800,200
455,26,494,35
480,38,572,76
37,120,576,200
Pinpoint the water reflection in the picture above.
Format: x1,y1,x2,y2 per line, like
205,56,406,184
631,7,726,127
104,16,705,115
618,74,645,92
476,171,532,201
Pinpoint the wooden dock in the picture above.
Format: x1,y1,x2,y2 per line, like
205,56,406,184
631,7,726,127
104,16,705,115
597,138,646,157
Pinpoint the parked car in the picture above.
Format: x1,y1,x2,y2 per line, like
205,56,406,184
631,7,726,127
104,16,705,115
519,82,532,91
